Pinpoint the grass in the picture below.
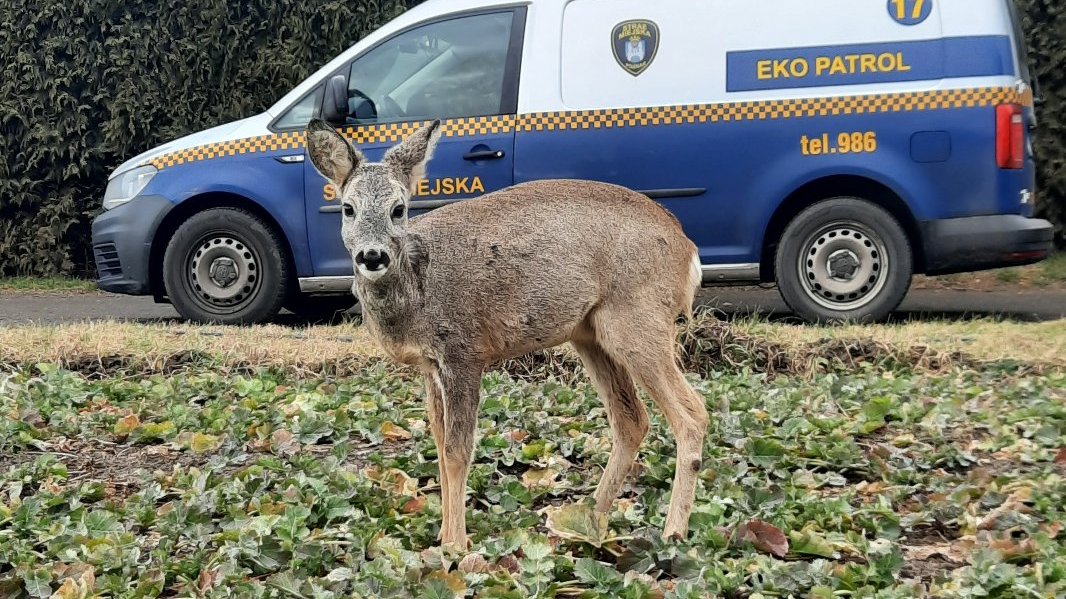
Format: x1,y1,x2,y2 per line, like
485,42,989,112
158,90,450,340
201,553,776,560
0,317,1064,597
0,315,1063,378
0,278,98,294
915,252,1066,291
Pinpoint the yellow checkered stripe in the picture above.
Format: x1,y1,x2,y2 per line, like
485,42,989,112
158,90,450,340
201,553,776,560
146,115,517,170
148,131,307,169
146,88,1020,170
515,87,1020,132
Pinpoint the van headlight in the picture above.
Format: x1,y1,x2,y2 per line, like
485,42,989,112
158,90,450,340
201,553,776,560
103,165,157,210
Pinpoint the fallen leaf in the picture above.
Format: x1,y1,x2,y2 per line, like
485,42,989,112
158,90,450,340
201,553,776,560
521,468,558,490
735,520,789,558
424,570,466,594
1055,448,1066,465
381,421,412,443
989,537,1039,563
544,503,609,547
507,430,530,443
180,432,222,454
113,414,140,438
401,496,426,514
496,554,520,574
902,537,976,564
270,429,298,455
196,569,218,593
458,553,492,574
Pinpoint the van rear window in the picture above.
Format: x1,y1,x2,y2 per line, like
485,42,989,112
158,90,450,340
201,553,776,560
1005,0,1032,85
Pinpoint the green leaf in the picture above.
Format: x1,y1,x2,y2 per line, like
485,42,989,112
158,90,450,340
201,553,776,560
747,437,787,465
421,579,456,599
22,569,51,599
788,529,836,558
574,558,622,588
83,510,122,537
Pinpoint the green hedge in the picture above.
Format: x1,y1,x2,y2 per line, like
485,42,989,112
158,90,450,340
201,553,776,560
0,0,407,276
1019,0,1066,246
0,0,1062,277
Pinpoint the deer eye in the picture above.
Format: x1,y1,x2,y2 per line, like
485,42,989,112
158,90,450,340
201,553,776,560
391,204,406,221
342,204,354,217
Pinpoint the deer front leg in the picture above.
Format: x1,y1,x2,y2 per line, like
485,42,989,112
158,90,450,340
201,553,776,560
423,371,449,539
436,363,483,551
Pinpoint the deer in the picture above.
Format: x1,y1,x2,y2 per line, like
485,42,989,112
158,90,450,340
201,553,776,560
305,118,708,550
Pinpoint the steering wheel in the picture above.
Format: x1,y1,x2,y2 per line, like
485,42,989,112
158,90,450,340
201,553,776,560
348,88,378,121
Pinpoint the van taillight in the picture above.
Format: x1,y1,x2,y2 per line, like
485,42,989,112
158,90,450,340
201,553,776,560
996,103,1025,170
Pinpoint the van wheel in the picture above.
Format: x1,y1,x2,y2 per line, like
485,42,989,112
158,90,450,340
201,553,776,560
775,198,912,323
163,208,289,324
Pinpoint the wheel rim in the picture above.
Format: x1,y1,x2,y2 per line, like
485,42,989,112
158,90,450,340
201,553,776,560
184,234,261,313
797,220,889,311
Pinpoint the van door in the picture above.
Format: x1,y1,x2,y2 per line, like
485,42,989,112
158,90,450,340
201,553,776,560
302,8,525,276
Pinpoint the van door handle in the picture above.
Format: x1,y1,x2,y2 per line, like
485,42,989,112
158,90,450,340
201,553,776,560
463,149,505,161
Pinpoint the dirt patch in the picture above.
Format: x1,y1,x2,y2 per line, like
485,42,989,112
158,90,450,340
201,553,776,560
899,528,971,585
0,437,211,502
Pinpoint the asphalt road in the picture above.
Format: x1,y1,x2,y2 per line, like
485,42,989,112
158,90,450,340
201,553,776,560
1,287,1064,325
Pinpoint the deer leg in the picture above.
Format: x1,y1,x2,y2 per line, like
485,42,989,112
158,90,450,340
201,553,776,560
423,370,449,540
572,339,649,514
638,364,707,539
592,309,708,540
437,363,482,550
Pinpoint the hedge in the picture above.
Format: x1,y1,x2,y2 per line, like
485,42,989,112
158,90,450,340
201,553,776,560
1019,0,1066,246
0,0,1062,277
0,0,407,276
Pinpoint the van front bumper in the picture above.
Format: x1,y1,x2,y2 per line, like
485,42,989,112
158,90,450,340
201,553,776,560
921,214,1054,276
91,195,174,295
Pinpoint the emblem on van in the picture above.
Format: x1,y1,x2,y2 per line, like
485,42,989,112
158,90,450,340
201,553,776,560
612,20,660,76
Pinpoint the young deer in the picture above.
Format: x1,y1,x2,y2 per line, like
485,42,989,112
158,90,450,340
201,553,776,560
306,119,708,549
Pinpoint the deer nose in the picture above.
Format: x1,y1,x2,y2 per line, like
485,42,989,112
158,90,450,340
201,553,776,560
355,248,391,272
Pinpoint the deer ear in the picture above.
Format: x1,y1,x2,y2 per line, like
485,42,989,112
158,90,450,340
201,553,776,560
384,120,441,193
306,119,363,191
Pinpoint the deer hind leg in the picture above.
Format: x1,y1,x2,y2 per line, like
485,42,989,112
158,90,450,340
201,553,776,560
434,362,482,550
592,307,708,540
572,339,649,514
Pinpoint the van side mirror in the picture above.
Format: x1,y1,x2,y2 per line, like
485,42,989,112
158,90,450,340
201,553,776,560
322,75,350,125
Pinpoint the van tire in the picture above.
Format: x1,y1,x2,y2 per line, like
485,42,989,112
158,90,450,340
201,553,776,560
163,208,289,324
775,198,912,323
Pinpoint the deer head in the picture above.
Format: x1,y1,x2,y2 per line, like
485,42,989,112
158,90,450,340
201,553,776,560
306,119,441,282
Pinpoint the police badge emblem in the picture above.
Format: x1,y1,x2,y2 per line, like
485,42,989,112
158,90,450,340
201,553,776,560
612,19,660,76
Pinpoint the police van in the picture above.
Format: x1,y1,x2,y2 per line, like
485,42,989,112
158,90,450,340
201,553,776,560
92,0,1053,323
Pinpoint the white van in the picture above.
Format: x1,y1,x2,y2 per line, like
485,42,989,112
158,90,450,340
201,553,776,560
93,0,1051,323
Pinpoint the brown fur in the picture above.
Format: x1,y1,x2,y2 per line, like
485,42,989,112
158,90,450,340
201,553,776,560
306,120,708,549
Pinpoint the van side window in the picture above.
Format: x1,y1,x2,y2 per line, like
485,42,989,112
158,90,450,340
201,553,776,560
346,11,514,123
275,86,323,129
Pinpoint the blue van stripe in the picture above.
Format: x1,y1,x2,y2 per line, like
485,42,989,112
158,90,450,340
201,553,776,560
727,35,1015,92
